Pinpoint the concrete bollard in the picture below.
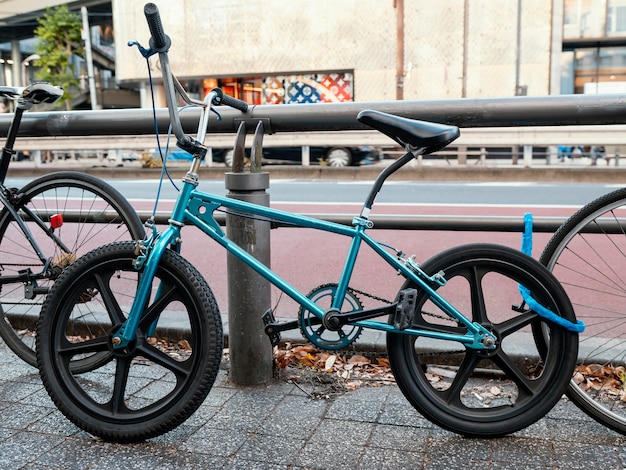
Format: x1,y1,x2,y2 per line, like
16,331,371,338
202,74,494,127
225,123,273,386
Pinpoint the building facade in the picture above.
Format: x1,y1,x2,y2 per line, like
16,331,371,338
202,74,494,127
0,0,624,108
113,0,558,107
562,0,626,94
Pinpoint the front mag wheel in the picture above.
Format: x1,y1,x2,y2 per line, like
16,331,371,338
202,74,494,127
36,241,223,443
0,172,144,367
539,187,626,434
387,244,578,437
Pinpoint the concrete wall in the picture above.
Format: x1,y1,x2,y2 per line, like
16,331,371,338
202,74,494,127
114,0,396,102
403,0,553,99
113,0,554,103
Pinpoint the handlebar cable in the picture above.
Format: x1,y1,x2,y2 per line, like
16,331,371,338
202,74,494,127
144,56,180,219
130,32,229,219
144,59,223,219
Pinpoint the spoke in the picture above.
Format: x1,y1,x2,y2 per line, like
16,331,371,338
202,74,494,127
138,282,178,330
109,357,132,415
439,352,480,405
468,266,488,323
136,342,192,378
93,271,127,325
58,335,109,358
497,311,536,338
492,349,536,399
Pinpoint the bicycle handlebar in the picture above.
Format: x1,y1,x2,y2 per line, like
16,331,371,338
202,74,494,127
211,87,249,113
140,2,248,155
144,3,171,52
142,3,247,113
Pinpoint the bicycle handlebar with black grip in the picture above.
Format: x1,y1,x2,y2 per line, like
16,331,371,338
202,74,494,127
144,3,171,52
210,88,249,113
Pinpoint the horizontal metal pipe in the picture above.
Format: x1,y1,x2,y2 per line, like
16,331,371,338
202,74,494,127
39,210,623,234
136,211,568,233
3,93,626,138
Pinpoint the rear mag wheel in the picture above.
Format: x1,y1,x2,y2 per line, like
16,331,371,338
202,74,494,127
387,243,578,437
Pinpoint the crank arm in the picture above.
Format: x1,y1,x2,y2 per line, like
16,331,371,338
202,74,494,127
265,318,300,333
325,304,397,329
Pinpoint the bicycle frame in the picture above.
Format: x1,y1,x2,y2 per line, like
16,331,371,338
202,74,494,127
0,186,67,284
115,161,497,353
115,27,498,354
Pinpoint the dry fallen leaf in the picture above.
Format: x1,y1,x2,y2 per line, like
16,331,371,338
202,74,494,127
325,354,337,372
272,343,395,396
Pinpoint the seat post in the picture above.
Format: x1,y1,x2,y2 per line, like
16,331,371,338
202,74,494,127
361,151,415,217
0,106,24,184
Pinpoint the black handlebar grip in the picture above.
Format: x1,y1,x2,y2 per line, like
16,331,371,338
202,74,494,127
211,88,249,112
144,3,171,52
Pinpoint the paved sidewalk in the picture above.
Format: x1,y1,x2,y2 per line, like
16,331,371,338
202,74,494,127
1,337,625,470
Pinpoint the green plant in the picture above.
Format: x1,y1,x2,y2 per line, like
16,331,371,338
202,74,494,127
33,5,84,109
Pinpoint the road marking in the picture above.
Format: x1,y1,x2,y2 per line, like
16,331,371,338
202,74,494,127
269,201,581,209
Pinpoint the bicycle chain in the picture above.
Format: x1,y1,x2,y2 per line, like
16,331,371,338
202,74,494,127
347,286,457,323
347,286,392,305
347,286,466,356
300,284,465,357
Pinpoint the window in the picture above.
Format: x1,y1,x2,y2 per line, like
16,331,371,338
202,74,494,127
187,72,354,105
607,0,626,35
571,46,626,93
564,0,607,38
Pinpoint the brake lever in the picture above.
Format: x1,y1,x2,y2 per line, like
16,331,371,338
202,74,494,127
127,40,155,59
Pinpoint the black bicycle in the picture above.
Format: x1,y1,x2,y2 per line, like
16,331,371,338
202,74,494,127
0,82,144,368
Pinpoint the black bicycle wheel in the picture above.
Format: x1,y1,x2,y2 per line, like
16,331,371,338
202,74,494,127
36,241,223,443
0,171,144,368
387,243,578,437
539,187,626,434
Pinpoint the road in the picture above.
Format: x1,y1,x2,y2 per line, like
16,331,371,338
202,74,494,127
6,176,618,206
64,177,612,321
8,175,621,320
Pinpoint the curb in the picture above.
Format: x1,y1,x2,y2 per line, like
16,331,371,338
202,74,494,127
7,161,626,183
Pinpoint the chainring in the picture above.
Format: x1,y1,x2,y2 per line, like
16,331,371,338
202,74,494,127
297,283,363,350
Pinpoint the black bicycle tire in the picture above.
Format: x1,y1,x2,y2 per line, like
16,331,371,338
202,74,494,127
387,243,578,437
539,187,626,435
36,241,223,443
0,171,144,368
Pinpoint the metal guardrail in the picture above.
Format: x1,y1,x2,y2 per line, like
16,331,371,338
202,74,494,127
2,94,626,138
51,210,626,234
3,94,624,169
12,94,626,233
51,210,566,233
10,126,626,151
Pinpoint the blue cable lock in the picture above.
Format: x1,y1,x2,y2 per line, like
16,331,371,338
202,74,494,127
519,213,585,333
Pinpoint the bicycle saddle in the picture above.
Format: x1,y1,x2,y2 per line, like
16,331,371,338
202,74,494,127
357,109,459,154
22,82,64,104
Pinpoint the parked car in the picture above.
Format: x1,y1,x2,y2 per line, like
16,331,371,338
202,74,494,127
153,145,380,167
218,145,381,167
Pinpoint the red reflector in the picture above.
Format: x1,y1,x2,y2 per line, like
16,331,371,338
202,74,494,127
50,214,63,229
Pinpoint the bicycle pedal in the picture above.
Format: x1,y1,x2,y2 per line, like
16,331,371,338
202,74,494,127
262,308,281,347
394,288,417,330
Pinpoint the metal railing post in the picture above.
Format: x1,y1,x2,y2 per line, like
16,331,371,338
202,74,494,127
225,123,273,385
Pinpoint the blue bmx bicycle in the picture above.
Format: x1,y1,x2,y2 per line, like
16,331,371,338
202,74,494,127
35,3,579,443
